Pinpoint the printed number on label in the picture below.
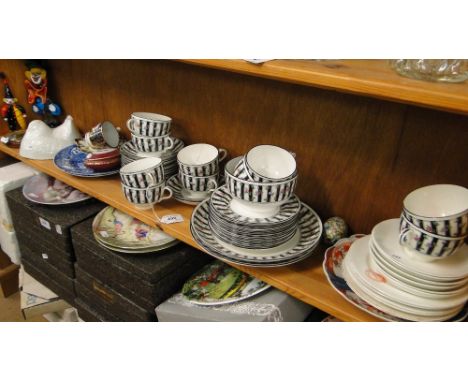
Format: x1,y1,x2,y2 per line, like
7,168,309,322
160,214,184,224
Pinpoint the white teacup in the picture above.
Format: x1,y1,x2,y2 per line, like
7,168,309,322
177,143,227,176
243,145,297,183
120,157,165,188
126,112,172,137
122,183,172,210
179,171,218,193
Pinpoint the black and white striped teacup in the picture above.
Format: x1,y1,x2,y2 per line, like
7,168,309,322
126,112,172,137
225,157,298,204
131,134,174,153
177,143,227,176
85,121,120,149
179,171,218,193
399,214,466,261
122,183,173,210
120,157,165,188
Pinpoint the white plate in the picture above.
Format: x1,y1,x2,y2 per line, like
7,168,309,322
94,234,179,254
368,247,468,300
181,260,271,306
372,219,468,280
322,236,468,322
343,264,465,322
344,236,467,312
22,174,91,205
370,241,468,292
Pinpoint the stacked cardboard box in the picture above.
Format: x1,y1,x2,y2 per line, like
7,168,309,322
6,187,104,304
71,216,211,321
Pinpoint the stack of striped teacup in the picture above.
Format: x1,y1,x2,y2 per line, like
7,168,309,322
122,112,183,179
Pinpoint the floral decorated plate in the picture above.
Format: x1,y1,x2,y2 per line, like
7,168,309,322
323,235,468,322
182,260,271,306
92,206,178,251
22,173,91,205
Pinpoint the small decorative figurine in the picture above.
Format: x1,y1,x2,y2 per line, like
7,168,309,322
0,72,28,132
323,216,349,245
24,60,62,127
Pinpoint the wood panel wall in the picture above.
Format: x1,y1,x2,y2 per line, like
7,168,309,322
1,59,467,233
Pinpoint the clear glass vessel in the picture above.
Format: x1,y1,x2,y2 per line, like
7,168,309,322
390,59,468,83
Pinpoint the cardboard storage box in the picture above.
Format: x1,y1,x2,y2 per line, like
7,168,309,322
22,256,75,305
0,163,38,264
6,187,104,254
75,298,122,322
75,265,156,322
71,216,211,313
15,226,75,277
156,288,313,322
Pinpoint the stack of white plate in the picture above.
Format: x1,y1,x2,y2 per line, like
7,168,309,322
342,219,468,321
120,138,185,180
92,206,179,254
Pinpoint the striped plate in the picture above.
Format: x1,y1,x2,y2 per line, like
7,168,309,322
191,198,323,266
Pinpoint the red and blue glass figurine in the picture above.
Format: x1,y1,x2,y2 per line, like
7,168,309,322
24,60,62,127
0,72,27,132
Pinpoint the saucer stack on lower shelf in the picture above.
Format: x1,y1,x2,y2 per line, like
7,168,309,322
92,206,179,254
191,146,322,267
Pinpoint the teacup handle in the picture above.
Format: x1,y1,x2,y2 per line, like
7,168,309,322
147,173,158,187
126,118,134,131
399,228,410,246
218,148,228,163
165,137,174,150
159,186,173,201
241,156,255,181
207,179,218,191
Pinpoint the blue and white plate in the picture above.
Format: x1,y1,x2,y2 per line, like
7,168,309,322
191,198,322,267
54,145,120,177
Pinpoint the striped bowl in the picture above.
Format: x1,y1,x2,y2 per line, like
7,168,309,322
399,214,466,261
225,157,298,204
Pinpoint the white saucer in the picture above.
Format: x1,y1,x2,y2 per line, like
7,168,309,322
372,219,468,280
167,174,212,205
344,236,467,313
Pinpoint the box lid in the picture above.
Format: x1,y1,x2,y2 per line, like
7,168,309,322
6,187,105,229
72,215,208,283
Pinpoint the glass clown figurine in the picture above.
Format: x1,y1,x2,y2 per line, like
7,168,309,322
24,60,62,127
0,72,27,132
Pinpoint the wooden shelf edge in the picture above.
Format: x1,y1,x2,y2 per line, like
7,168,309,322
0,143,380,321
178,59,468,115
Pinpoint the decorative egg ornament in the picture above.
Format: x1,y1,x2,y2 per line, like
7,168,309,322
323,217,348,245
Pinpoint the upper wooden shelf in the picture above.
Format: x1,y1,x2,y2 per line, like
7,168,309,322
180,59,468,115
0,144,380,321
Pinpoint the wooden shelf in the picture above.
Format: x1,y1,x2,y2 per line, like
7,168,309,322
180,59,468,115
0,144,380,321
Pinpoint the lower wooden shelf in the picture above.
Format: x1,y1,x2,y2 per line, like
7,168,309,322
0,143,380,321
